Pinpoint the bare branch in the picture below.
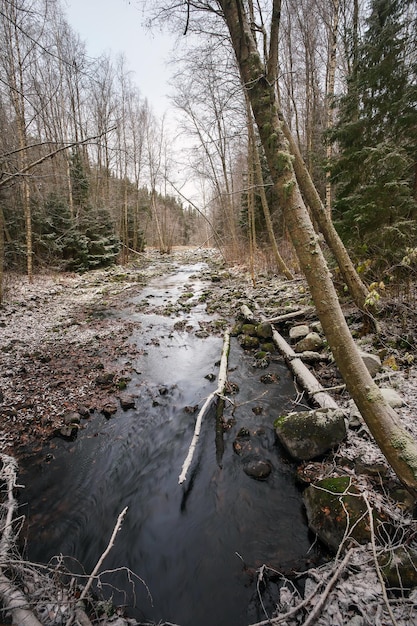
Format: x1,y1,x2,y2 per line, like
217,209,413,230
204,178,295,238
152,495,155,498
0,128,116,189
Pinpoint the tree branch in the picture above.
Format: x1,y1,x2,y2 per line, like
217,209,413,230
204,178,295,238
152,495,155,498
0,128,116,189
179,328,230,484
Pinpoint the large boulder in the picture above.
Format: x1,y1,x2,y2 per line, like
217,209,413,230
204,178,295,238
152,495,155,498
303,476,379,552
275,408,346,461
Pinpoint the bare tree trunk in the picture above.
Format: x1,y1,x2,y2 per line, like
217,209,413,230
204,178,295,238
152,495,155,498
245,93,293,279
325,0,340,215
219,0,417,495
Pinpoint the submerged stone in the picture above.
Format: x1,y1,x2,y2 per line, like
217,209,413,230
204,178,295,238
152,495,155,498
243,458,272,480
275,408,346,461
239,335,259,350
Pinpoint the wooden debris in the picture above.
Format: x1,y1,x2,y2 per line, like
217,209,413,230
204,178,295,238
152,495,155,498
179,329,231,484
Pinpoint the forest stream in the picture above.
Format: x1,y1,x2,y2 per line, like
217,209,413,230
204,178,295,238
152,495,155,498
17,257,317,626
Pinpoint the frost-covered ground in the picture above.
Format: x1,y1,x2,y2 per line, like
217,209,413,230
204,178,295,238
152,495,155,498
1,248,417,625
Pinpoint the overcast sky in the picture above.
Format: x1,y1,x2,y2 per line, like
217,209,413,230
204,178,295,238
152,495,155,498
63,0,176,116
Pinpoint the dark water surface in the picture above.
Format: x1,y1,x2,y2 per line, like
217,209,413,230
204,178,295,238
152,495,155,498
20,263,313,626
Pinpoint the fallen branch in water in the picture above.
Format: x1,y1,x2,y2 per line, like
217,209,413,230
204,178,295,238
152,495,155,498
179,328,231,484
79,506,128,601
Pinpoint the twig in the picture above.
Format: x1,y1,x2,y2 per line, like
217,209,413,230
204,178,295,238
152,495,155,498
301,548,353,626
179,329,230,484
79,506,128,601
363,492,399,626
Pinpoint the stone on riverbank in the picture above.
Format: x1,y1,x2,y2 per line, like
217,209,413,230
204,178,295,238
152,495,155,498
294,332,324,353
119,393,136,410
378,546,417,588
289,324,309,341
303,476,379,552
359,350,381,376
275,408,346,461
59,410,81,438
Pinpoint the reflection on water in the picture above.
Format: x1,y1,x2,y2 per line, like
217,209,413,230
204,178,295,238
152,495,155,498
20,263,314,626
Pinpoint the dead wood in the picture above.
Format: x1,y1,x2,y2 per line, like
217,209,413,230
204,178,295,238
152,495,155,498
265,306,315,324
179,328,231,484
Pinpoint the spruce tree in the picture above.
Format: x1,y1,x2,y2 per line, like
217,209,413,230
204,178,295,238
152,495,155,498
331,0,417,271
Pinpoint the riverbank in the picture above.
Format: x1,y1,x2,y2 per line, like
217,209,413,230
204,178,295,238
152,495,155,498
0,247,417,625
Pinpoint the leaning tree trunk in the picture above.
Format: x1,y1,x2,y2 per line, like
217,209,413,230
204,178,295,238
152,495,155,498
219,0,417,495
280,116,369,309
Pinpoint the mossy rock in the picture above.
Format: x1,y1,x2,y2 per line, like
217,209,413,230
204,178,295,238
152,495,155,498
256,322,273,339
261,342,275,353
239,335,260,350
303,476,380,552
241,323,258,336
230,323,243,336
275,408,346,461
378,547,417,589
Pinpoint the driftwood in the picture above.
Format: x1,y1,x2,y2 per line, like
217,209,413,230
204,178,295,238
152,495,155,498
270,326,338,409
179,329,230,484
265,306,315,324
247,303,338,410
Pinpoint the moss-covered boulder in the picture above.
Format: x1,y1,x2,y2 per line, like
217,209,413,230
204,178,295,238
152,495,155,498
239,335,260,350
275,408,346,461
241,323,258,336
303,476,376,552
378,546,417,589
256,322,273,339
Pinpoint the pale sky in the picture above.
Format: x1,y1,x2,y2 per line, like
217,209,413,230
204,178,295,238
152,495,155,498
63,0,202,203
63,0,176,116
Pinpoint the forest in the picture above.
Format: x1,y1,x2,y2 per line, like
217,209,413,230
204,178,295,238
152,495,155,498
1,0,417,624
0,0,416,295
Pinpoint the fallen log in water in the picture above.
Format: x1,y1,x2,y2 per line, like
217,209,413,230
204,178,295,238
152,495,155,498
247,304,339,410
270,326,338,409
179,328,231,484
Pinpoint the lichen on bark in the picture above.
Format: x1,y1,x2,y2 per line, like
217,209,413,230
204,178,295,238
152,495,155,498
391,430,417,479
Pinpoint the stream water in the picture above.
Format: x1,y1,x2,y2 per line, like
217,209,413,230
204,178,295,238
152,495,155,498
20,262,315,626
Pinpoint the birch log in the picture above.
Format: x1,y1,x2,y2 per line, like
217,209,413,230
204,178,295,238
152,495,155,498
179,329,230,484
270,327,338,410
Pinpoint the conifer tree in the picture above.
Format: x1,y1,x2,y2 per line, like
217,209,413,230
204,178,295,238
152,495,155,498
331,0,417,269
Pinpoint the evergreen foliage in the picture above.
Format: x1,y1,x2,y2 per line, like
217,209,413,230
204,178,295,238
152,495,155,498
331,0,417,271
